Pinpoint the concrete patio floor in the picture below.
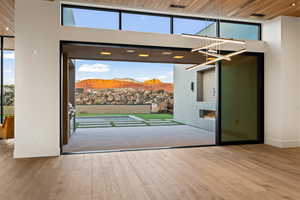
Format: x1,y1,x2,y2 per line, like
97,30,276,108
63,125,215,153
76,115,182,128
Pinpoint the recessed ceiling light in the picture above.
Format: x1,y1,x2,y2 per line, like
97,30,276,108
170,4,186,9
250,13,266,18
162,52,173,55
139,54,150,57
100,52,111,55
126,49,135,53
173,55,184,59
291,2,296,6
5,27,9,31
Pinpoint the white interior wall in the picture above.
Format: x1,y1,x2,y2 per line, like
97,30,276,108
263,16,300,147
15,0,61,158
15,0,265,158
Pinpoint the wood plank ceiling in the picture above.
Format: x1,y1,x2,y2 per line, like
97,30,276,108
0,0,14,36
84,0,300,19
1,0,300,36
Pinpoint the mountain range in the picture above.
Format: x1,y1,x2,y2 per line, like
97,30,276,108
76,78,173,93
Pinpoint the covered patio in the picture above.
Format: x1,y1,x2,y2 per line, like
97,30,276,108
63,124,215,153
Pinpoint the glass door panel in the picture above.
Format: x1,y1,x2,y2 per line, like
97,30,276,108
220,53,263,144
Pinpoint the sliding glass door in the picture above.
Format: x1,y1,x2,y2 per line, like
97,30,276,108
218,53,264,144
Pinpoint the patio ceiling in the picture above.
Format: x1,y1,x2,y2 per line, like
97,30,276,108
62,43,207,64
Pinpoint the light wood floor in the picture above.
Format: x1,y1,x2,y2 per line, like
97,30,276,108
1,141,300,200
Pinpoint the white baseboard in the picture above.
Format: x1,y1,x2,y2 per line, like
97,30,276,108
13,147,60,159
0,139,14,144
265,137,300,148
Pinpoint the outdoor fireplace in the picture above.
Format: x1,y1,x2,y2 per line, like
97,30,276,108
199,109,216,120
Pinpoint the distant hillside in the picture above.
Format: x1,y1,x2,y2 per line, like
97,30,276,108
76,78,173,93
144,79,162,85
112,78,139,83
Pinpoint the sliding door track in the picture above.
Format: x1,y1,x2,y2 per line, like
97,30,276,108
62,144,217,155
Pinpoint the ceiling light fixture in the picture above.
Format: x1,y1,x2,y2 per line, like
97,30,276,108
182,34,246,45
182,0,247,71
5,27,9,31
100,52,112,55
192,41,226,52
185,49,247,71
208,49,218,53
198,50,231,61
173,55,184,59
139,54,150,57
126,50,135,53
162,52,173,55
291,2,296,6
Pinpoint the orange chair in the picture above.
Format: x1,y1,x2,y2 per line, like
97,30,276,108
0,116,14,139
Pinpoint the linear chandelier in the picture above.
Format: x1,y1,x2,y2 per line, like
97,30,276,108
185,49,247,71
182,34,246,44
182,34,247,71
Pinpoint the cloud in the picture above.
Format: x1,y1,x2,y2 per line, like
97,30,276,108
136,77,150,81
4,69,13,73
78,76,99,81
136,75,170,82
78,63,110,73
3,52,15,59
158,75,167,79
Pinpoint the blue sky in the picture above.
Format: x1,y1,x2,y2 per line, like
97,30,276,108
3,51,15,85
70,7,214,35
75,60,174,83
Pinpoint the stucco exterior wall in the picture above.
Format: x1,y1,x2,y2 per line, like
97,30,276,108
174,64,216,132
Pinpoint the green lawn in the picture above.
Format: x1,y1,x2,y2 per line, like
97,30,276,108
77,113,173,120
133,113,173,120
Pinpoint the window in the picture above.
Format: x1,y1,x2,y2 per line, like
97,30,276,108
61,5,261,40
3,49,15,119
122,13,171,34
0,37,15,123
62,7,119,30
173,17,217,37
220,22,260,40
